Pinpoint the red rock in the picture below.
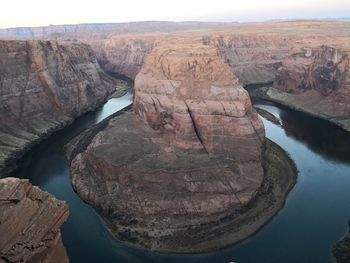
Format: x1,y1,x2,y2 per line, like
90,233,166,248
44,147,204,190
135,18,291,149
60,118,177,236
0,177,69,263
270,45,350,131
70,40,265,252
0,40,121,175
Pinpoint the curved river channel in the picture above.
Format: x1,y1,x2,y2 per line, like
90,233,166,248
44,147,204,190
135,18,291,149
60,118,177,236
12,91,350,263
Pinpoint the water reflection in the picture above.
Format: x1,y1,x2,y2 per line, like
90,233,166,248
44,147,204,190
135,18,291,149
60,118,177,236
279,109,350,164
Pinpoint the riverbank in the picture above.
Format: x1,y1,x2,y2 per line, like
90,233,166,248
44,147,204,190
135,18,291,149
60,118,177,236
246,85,350,133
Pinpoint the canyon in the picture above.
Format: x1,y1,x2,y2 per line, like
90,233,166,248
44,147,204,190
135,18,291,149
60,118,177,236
0,177,69,263
0,20,349,261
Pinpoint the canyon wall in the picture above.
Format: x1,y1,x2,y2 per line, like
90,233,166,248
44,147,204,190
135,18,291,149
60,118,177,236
202,34,291,85
0,177,69,263
89,33,291,86
0,40,119,175
90,36,156,79
270,45,350,131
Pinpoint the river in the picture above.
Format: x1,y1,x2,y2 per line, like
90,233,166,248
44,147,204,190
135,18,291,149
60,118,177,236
11,92,350,263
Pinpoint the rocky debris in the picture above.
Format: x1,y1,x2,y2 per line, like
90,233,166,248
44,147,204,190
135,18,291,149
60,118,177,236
0,177,69,263
0,40,121,176
70,41,267,252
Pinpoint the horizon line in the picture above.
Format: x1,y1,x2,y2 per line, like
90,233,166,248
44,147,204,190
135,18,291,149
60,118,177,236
1,16,349,30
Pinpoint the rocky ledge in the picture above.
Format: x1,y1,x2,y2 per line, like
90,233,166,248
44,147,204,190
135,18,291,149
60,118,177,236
0,177,69,263
262,45,350,132
69,42,297,252
0,40,127,176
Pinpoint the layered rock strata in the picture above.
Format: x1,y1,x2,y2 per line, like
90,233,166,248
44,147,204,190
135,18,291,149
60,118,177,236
268,45,350,131
0,40,123,175
201,34,291,86
90,36,156,79
69,42,282,252
0,177,69,263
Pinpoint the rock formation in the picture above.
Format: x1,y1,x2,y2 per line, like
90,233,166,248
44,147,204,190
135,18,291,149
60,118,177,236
269,45,350,131
133,42,265,161
69,41,273,252
0,177,69,263
90,36,156,79
0,40,123,176
201,34,291,86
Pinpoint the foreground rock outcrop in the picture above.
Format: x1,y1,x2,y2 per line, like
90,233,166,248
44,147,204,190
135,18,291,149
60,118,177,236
0,177,69,262
267,45,350,131
0,40,124,176
333,218,350,263
69,41,297,252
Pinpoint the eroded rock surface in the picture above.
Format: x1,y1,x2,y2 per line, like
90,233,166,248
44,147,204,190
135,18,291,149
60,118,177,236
202,34,290,86
70,41,266,252
91,36,156,79
0,40,122,175
269,45,350,131
133,42,265,162
0,177,69,263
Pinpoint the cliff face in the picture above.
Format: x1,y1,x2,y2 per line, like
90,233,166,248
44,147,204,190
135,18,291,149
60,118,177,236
202,34,291,86
0,40,119,175
274,46,347,95
91,36,155,79
133,42,264,161
70,40,265,252
0,177,69,263
270,45,350,131
90,34,290,86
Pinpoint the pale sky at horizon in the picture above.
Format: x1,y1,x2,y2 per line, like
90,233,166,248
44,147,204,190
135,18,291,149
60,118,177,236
1,0,349,29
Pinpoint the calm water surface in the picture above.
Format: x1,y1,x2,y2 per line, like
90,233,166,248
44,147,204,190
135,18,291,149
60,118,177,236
12,94,350,263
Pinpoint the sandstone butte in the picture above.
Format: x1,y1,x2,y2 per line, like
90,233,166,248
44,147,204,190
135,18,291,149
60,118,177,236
69,39,297,252
0,177,69,263
0,40,127,176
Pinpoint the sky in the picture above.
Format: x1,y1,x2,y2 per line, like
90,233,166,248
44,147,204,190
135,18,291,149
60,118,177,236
1,0,350,28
